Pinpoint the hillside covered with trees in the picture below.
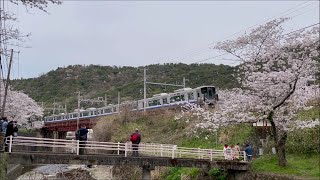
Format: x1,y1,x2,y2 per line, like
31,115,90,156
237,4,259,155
11,63,238,113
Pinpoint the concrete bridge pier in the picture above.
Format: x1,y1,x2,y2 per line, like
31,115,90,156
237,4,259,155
142,165,154,180
227,169,249,180
58,131,67,139
52,131,59,152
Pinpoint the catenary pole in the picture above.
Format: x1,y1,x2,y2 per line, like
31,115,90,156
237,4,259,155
77,91,80,130
105,94,107,107
1,49,13,117
118,91,120,114
144,68,146,112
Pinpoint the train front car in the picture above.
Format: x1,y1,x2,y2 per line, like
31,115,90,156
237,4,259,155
196,86,218,105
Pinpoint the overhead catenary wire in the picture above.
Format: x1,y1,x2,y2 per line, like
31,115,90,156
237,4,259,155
192,22,320,64
220,0,316,41
163,1,318,65
282,22,319,36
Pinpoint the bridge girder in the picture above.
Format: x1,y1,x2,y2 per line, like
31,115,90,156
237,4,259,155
43,118,99,132
8,152,249,171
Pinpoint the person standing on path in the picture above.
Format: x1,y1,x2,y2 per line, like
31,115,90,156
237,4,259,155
130,128,141,156
5,119,18,152
245,144,253,161
78,125,88,155
0,117,8,150
234,143,241,160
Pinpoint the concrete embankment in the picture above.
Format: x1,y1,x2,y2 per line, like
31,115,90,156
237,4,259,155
16,165,113,180
227,171,318,180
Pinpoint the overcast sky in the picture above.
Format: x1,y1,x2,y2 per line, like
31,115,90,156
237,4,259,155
5,1,319,78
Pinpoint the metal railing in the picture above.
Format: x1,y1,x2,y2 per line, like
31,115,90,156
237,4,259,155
5,136,247,161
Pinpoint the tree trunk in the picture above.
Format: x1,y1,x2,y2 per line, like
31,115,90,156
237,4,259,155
276,130,287,166
270,119,288,166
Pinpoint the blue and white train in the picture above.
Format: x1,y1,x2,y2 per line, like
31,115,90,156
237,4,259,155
44,86,218,123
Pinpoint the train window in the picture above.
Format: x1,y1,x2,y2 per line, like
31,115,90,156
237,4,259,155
208,89,213,97
207,87,214,98
170,95,181,103
132,102,138,109
197,93,200,97
188,93,194,100
201,87,208,94
163,98,168,104
149,99,160,106
105,108,112,113
181,95,185,101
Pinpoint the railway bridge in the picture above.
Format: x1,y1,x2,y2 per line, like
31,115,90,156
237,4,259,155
4,136,249,179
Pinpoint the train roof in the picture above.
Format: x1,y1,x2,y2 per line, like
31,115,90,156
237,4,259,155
174,88,193,92
195,86,216,89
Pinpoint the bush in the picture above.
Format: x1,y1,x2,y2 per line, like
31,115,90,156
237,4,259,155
162,167,201,180
208,168,227,180
286,126,320,154
92,116,117,142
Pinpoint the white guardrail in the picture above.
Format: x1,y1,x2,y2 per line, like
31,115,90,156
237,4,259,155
5,136,247,162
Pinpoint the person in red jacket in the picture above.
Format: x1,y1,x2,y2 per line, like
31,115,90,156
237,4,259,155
130,128,141,156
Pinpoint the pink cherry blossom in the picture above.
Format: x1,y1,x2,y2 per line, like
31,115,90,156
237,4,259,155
1,87,43,128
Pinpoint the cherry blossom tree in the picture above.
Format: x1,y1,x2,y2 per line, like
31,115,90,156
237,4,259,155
11,0,61,12
179,18,319,166
0,0,61,47
0,0,61,128
1,87,43,128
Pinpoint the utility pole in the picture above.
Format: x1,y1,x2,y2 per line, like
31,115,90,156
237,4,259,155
1,49,13,118
104,94,107,107
144,68,147,112
77,91,81,130
0,56,2,113
143,67,186,112
53,99,56,115
118,91,120,113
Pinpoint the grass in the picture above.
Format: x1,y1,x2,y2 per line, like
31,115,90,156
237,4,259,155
179,135,221,149
94,109,319,179
251,154,320,178
99,110,186,145
178,124,254,149
163,167,201,180
0,153,7,180
298,106,320,120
